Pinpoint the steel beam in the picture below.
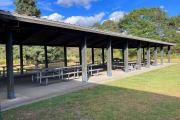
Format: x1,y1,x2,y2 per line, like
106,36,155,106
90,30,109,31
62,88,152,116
81,37,88,82
106,39,112,77
6,32,15,99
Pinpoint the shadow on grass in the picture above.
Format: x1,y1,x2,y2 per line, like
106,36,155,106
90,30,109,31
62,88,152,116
1,79,180,120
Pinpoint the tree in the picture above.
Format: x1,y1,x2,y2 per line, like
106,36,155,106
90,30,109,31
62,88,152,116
94,8,180,54
14,0,41,17
119,8,167,38
25,46,44,68
170,15,180,28
94,20,119,32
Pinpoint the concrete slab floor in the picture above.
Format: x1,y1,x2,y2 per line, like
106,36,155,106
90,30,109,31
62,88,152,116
0,63,175,111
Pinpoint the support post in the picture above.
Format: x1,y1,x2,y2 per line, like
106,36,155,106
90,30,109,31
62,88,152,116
102,47,105,64
160,46,164,65
168,46,171,63
44,45,48,68
81,37,88,82
146,43,150,68
91,48,94,64
106,39,112,77
123,40,128,72
137,41,141,69
143,47,145,62
19,45,24,74
6,32,15,99
64,46,67,67
153,45,158,66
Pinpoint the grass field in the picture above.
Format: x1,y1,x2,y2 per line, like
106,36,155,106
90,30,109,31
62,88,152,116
2,64,180,120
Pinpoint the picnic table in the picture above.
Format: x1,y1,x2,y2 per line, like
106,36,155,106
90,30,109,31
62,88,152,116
32,65,82,85
88,64,103,76
31,64,104,85
0,65,29,76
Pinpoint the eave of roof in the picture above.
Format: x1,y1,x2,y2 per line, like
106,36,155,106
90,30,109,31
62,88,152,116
0,10,176,46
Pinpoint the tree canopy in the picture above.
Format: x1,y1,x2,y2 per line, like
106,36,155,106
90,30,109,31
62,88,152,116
14,0,41,17
94,8,180,52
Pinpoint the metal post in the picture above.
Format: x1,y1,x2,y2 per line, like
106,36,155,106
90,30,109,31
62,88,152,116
124,40,128,72
160,46,164,65
6,32,15,99
168,46,171,63
102,47,105,64
146,43,150,68
19,45,24,74
106,39,112,77
154,45,158,66
91,48,94,64
44,45,48,68
81,37,88,82
137,41,141,69
64,46,67,67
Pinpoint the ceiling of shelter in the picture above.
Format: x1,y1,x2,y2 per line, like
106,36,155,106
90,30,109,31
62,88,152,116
0,13,171,48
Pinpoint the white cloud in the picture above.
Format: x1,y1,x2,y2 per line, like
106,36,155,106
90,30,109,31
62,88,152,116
160,5,164,9
65,12,105,26
0,0,13,7
109,11,125,22
43,13,64,22
57,0,97,9
43,12,105,27
38,1,54,12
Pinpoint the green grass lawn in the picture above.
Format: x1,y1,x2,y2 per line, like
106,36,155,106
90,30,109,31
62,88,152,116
2,64,180,120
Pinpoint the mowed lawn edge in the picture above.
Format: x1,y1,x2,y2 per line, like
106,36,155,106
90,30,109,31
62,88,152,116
2,64,180,120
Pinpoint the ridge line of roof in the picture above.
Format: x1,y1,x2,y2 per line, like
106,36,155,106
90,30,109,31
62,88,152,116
0,10,176,46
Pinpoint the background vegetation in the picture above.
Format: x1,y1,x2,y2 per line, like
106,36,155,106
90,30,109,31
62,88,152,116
0,0,179,67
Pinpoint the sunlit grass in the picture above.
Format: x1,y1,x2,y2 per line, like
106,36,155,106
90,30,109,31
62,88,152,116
2,64,180,120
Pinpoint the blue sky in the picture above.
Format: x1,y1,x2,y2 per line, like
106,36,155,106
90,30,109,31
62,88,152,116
0,0,180,26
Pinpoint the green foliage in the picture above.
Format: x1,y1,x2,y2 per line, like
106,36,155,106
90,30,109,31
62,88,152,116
14,0,41,17
24,46,44,68
94,20,119,32
170,16,180,28
94,8,180,53
47,47,64,63
24,46,64,68
119,8,174,41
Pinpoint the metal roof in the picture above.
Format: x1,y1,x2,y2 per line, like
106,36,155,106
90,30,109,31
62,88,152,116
0,10,176,47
